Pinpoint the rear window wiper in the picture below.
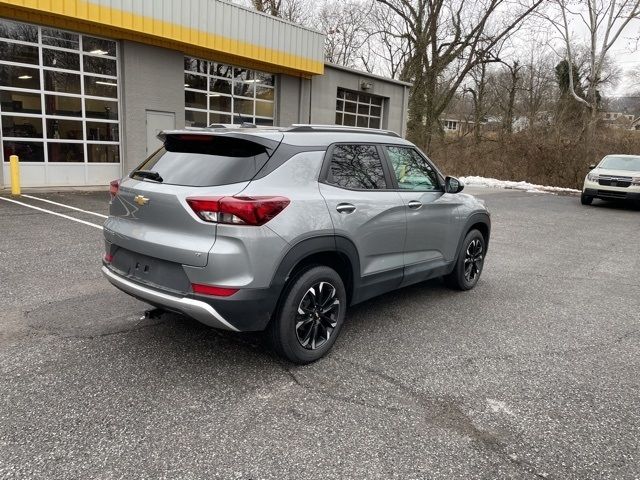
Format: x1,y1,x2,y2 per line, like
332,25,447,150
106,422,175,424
132,170,163,182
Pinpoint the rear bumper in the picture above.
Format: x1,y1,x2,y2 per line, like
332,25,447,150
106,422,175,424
584,188,640,201
102,266,240,331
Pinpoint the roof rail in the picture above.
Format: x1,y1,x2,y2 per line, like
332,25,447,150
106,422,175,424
288,124,400,138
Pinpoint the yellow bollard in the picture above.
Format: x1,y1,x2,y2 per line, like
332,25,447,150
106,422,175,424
9,154,21,196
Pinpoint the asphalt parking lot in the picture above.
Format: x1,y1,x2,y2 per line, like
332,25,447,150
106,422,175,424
0,188,639,479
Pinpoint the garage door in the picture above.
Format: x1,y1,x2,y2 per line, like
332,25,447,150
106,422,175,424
0,18,122,187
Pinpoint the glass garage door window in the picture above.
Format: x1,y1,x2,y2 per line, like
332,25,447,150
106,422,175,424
184,56,275,127
335,88,384,129
0,19,120,164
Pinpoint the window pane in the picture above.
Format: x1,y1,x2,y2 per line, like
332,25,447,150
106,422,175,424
83,36,116,57
1,91,41,114
208,94,231,112
234,82,254,98
185,90,206,109
86,121,118,141
46,119,83,140
43,49,80,70
209,112,231,124
234,98,253,115
184,57,208,74
256,85,274,101
184,73,207,91
233,68,253,82
358,103,370,115
84,76,117,98
87,143,119,163
343,114,356,127
336,99,343,111
371,106,382,117
329,145,386,190
47,142,84,162
335,112,343,125
344,101,357,114
85,98,117,119
254,117,273,126
0,65,40,89
44,71,81,94
185,109,207,127
2,115,43,138
255,101,273,118
255,72,274,86
0,19,38,43
83,55,116,76
357,116,367,128
3,140,44,162
386,146,439,191
369,117,380,129
42,28,79,49
344,91,358,102
211,63,232,78
371,96,383,106
0,41,39,65
210,78,232,95
45,95,82,117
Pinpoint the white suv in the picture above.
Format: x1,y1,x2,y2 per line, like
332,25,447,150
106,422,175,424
581,154,640,206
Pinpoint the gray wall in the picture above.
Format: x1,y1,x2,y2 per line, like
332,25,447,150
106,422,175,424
120,41,185,173
278,64,409,137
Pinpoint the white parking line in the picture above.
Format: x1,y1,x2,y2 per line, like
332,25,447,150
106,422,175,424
0,196,104,230
22,194,108,219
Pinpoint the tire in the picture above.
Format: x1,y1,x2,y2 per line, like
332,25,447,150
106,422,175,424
581,193,593,205
444,229,486,291
267,266,347,364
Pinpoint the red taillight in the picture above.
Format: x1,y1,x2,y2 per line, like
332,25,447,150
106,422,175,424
103,253,113,263
109,179,120,198
186,196,290,226
192,283,239,297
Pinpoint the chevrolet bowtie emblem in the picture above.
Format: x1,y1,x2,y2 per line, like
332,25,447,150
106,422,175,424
134,195,149,206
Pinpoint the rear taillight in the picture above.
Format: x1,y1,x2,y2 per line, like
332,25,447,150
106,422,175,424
103,253,113,263
109,179,120,198
192,283,239,297
186,196,290,226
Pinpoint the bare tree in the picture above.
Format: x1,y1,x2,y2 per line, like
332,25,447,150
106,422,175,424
245,0,311,23
375,0,544,148
493,60,523,134
319,1,374,68
547,0,640,128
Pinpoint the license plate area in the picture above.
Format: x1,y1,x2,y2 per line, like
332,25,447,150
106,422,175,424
111,247,192,294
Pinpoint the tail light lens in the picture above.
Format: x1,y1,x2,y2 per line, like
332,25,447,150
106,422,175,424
187,196,290,226
192,283,238,297
109,179,120,198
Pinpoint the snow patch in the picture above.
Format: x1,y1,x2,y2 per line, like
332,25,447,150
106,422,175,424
460,176,580,194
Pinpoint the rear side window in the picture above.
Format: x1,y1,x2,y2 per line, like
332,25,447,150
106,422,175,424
327,144,387,190
133,135,269,187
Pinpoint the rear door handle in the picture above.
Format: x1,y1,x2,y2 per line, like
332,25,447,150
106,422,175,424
407,200,422,209
336,203,356,214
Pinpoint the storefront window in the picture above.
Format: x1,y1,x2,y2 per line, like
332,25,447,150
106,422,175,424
335,88,384,129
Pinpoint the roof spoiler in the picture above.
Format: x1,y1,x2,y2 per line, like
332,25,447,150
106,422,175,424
157,129,283,157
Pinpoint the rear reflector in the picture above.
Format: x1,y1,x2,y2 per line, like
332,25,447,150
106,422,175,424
187,196,290,226
192,283,239,297
103,253,113,263
109,179,119,198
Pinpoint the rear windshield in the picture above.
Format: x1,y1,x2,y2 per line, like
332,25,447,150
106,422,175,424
599,155,640,171
132,135,270,187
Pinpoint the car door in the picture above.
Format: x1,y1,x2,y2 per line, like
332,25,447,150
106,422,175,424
382,145,461,285
319,143,406,294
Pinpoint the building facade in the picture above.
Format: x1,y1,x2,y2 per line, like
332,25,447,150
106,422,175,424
0,0,409,188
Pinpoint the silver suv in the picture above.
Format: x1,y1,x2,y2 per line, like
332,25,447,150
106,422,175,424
102,126,490,363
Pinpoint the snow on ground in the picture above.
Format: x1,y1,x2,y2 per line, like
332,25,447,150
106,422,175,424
460,176,580,194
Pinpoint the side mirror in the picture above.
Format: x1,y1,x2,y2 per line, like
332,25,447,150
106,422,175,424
589,164,596,170
445,176,464,194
